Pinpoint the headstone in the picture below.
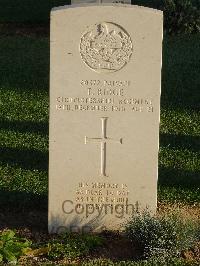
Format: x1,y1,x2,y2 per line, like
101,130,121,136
49,4,163,233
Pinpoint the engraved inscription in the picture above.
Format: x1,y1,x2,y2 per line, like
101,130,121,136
56,78,154,113
85,117,122,177
76,182,130,206
55,96,154,113
80,22,133,73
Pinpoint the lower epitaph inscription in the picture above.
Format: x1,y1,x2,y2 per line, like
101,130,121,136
49,4,163,233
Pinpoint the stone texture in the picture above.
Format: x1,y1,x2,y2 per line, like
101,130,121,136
49,4,163,233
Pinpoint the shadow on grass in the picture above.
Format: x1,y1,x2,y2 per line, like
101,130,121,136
0,33,199,112
0,119,48,135
0,166,198,230
159,166,200,188
159,133,200,193
158,166,200,203
0,147,48,171
0,36,49,91
161,35,200,110
0,189,47,231
160,133,200,152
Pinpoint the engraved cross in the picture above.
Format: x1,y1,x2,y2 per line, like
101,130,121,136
85,117,123,177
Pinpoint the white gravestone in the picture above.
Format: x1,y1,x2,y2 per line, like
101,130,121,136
49,4,163,233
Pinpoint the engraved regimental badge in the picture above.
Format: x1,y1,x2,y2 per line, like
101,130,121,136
80,22,133,73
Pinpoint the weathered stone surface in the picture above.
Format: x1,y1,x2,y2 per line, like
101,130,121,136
49,4,163,233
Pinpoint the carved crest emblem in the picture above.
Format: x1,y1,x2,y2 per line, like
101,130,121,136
80,22,133,73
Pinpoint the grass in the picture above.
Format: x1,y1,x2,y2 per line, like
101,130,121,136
159,34,200,204
0,36,49,211
0,32,199,213
0,3,199,263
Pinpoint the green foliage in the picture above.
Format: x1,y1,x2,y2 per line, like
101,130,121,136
163,0,200,35
125,213,198,259
47,233,103,260
0,230,31,264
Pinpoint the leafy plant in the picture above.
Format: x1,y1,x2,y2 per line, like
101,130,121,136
48,233,103,260
125,212,198,260
0,230,32,264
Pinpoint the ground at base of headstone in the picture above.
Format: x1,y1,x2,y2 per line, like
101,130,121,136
0,204,199,265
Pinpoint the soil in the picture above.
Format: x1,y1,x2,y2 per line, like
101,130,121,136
0,203,199,264
90,231,141,261
182,242,200,263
